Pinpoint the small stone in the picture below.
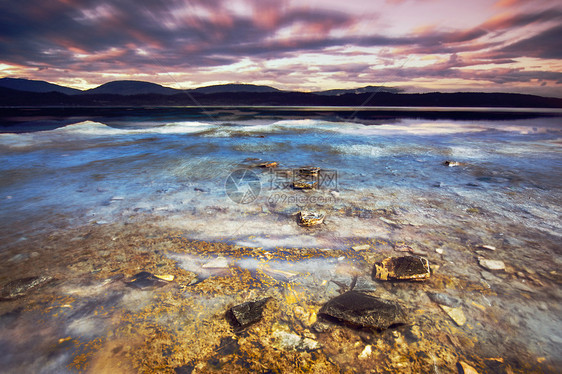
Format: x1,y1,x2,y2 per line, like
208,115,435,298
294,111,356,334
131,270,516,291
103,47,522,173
427,292,461,308
257,161,278,168
319,291,407,330
379,217,399,225
298,166,320,176
481,271,501,282
226,298,270,330
395,244,413,253
125,272,169,290
1,275,54,300
330,191,340,198
292,181,317,190
478,245,496,251
297,211,325,227
202,256,229,269
478,258,505,271
352,244,370,251
373,256,431,281
435,248,444,254
458,361,479,374
440,305,466,326
443,160,464,167
358,345,372,359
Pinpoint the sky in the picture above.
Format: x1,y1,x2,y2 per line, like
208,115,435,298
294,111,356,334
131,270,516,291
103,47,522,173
1,0,561,96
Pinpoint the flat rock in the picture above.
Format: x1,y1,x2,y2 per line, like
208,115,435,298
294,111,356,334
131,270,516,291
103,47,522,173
458,361,479,374
427,292,461,308
440,305,466,326
352,244,370,251
226,298,270,330
477,244,496,251
319,291,407,330
478,258,505,271
373,256,431,281
202,256,229,269
125,272,169,290
0,275,54,300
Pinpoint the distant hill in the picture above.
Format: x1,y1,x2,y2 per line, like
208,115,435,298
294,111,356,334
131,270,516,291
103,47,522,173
0,77,82,95
190,83,282,94
83,80,179,95
314,85,402,96
1,78,561,109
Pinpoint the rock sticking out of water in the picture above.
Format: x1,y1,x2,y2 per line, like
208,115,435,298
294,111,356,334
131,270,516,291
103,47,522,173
318,291,407,330
298,166,320,176
256,161,278,168
292,181,317,190
226,298,271,330
125,272,170,290
373,256,431,281
478,258,505,271
443,160,464,167
0,275,54,300
297,211,325,227
427,292,461,308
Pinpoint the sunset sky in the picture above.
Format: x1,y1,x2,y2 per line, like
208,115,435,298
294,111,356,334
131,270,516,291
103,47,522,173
1,0,561,96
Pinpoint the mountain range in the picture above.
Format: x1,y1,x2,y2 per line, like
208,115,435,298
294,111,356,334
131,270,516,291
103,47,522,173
1,77,561,108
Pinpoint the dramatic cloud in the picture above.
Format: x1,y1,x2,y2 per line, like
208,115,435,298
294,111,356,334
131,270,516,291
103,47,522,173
0,0,560,96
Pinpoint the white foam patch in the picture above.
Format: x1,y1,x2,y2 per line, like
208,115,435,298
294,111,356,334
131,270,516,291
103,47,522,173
0,121,216,148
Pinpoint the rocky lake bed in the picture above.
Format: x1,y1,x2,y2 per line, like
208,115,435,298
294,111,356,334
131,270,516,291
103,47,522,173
1,114,561,372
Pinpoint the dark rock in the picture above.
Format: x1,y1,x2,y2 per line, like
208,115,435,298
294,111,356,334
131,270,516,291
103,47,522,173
373,256,430,281
318,291,407,330
297,211,325,227
443,160,464,167
256,161,278,168
0,275,54,301
427,292,461,308
226,298,271,330
125,272,168,290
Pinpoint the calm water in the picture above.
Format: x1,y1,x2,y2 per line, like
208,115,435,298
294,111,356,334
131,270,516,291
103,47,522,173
1,110,561,247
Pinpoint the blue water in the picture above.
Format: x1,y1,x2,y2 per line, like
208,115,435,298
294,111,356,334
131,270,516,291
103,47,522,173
0,115,561,247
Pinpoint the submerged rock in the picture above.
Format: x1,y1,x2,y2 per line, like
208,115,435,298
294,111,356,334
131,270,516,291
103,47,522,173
352,244,371,251
297,211,325,227
478,258,505,271
226,298,271,330
0,275,54,300
458,361,479,374
427,292,461,308
440,305,467,326
202,256,229,269
125,272,169,290
373,256,431,281
318,291,407,330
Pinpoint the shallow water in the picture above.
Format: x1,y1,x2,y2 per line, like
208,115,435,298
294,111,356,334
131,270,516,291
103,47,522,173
0,109,561,373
